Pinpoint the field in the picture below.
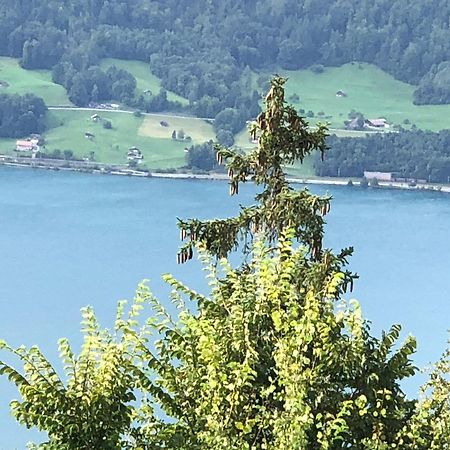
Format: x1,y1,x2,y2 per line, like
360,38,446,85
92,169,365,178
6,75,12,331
138,115,215,142
0,57,70,105
25,110,214,168
273,63,450,131
41,110,190,168
100,58,189,105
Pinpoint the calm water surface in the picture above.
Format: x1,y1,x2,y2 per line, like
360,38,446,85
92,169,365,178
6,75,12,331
0,167,449,448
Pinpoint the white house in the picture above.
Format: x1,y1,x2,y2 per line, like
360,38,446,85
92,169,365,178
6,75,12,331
364,171,393,181
15,139,39,152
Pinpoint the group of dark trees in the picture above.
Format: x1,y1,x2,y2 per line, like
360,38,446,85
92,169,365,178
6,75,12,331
2,0,450,118
0,93,47,138
52,63,137,106
186,140,217,171
317,130,450,183
52,61,181,111
214,107,253,146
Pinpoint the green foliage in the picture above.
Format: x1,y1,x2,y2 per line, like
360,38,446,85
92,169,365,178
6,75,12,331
360,177,369,188
399,343,450,449
186,140,217,171
0,297,154,449
214,108,244,135
0,93,47,138
133,238,416,449
317,131,450,183
60,64,137,106
414,61,450,105
216,129,234,147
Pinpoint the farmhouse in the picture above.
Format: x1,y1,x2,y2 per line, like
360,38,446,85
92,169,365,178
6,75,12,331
365,118,389,129
84,132,95,139
336,90,347,97
15,139,39,152
91,114,101,121
127,147,143,160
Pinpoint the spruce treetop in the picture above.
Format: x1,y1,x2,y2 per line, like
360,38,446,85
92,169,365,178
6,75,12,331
178,76,354,289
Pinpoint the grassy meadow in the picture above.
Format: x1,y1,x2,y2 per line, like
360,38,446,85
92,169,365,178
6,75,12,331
138,115,215,142
13,110,215,168
276,62,450,131
100,58,189,105
0,57,70,105
40,110,204,168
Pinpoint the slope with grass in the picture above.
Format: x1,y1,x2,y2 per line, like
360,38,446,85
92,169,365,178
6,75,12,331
12,110,214,168
99,58,189,105
0,57,70,106
276,63,450,131
40,110,200,168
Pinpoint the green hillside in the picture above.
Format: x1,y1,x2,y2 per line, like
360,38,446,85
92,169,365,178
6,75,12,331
0,57,70,105
99,58,189,105
277,63,450,132
39,110,213,168
2,57,450,170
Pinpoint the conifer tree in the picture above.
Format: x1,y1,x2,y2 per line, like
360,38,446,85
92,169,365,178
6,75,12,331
177,76,352,290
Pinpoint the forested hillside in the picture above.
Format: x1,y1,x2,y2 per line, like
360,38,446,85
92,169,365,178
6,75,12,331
1,0,450,120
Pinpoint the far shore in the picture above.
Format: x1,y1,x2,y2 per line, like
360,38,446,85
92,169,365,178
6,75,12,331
1,155,449,195
149,171,450,194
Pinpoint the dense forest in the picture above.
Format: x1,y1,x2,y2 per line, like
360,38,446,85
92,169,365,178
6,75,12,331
1,0,450,120
317,130,450,183
0,93,47,138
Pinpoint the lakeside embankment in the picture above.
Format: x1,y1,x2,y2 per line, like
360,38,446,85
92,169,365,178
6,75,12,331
1,154,449,194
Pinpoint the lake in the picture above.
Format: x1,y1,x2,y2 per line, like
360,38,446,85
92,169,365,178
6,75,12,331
0,167,449,448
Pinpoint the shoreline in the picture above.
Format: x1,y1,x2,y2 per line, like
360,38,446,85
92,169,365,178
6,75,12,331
1,157,449,194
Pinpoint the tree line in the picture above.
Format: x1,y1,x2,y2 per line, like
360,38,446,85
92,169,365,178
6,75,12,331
316,130,450,183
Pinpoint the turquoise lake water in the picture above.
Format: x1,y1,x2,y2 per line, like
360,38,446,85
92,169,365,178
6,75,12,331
0,167,449,448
